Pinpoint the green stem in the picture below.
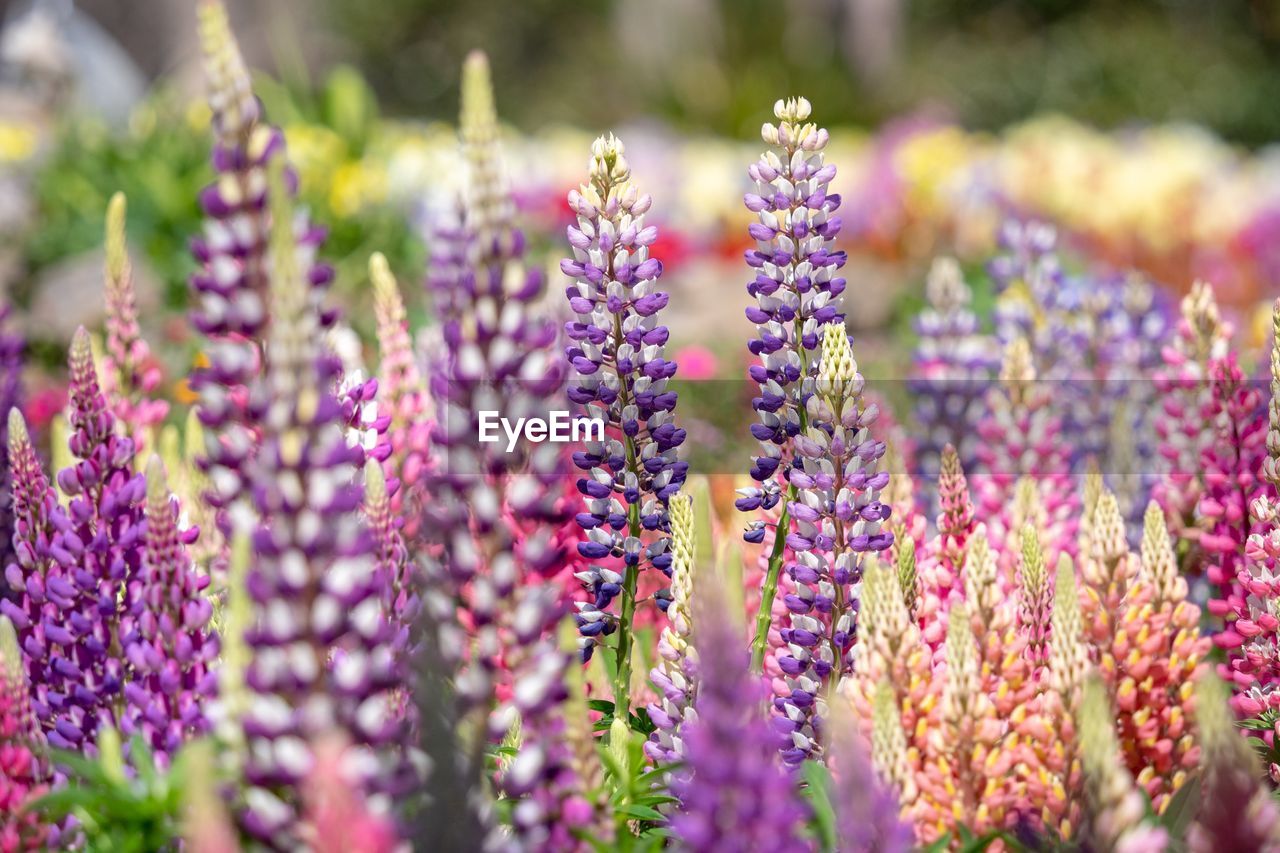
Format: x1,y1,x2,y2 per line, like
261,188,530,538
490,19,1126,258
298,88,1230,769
612,501,643,726
750,499,791,670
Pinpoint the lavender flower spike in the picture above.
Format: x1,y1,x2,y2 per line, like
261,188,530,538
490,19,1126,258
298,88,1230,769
673,552,809,849
239,165,404,847
120,456,218,764
562,133,687,719
773,323,891,764
736,97,849,668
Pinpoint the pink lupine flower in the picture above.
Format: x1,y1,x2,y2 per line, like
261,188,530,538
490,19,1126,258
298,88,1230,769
974,338,1078,574
1152,281,1231,549
300,735,401,853
1105,502,1208,814
99,193,167,454
1201,352,1274,654
1077,678,1169,852
369,253,434,548
0,616,49,853
916,443,976,650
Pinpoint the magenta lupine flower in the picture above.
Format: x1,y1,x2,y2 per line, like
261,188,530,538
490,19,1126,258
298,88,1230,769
560,133,687,726
733,98,849,672
238,174,406,847
1152,282,1229,545
42,328,147,751
1215,302,1280,717
773,324,891,765
0,615,49,852
673,566,809,850
369,253,433,548
189,0,334,533
100,193,167,452
119,456,218,764
1202,353,1273,661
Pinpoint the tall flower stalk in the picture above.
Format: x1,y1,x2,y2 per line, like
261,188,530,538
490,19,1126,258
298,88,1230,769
0,614,49,852
734,97,849,670
561,133,686,722
646,492,696,765
100,193,167,454
772,323,890,763
237,169,404,847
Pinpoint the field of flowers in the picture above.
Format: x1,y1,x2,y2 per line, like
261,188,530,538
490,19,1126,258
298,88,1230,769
4,1,1280,851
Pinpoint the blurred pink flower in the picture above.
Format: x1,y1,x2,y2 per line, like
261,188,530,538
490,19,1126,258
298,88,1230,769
672,345,719,380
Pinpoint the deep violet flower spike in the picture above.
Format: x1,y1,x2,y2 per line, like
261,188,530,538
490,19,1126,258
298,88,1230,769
562,134,687,699
772,323,891,764
238,163,405,848
42,328,146,752
672,560,809,850
119,456,218,763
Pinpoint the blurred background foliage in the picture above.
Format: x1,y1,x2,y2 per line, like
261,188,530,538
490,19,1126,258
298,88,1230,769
322,0,1280,144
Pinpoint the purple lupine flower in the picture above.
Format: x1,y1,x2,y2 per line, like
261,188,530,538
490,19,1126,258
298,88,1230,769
826,701,912,853
100,192,168,453
0,410,59,722
908,257,996,483
119,456,218,765
645,492,695,765
43,327,147,751
774,324,891,765
0,303,23,581
492,586,591,849
561,133,687,726
189,0,334,535
338,371,393,471
421,50,569,719
238,168,407,848
672,562,809,850
735,98,848,671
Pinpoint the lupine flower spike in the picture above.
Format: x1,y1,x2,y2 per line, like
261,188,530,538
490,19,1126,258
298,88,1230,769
646,492,696,766
1221,297,1280,721
368,253,432,547
561,133,686,720
1077,678,1168,851
736,97,848,670
0,301,23,575
1188,673,1280,852
0,614,49,852
672,554,809,850
100,193,167,454
826,696,912,852
118,456,218,765
772,323,890,764
237,166,404,847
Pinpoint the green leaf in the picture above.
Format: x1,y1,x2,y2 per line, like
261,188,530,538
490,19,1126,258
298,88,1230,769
617,803,666,822
800,761,837,852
